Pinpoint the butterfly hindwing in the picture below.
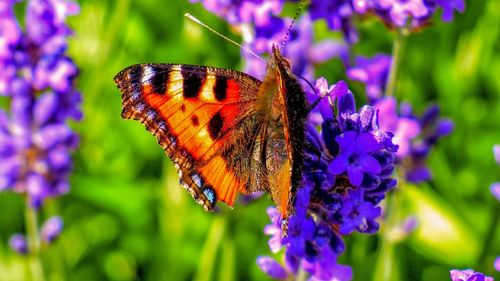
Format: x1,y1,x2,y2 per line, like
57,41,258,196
114,63,264,210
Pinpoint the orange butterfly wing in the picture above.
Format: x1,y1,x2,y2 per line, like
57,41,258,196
114,64,264,210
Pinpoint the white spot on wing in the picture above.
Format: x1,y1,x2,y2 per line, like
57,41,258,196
142,66,155,83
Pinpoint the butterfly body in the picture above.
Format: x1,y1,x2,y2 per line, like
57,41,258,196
114,45,308,217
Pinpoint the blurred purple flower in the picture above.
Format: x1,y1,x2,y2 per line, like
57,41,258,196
449,269,494,281
243,14,347,80
189,0,284,25
0,0,81,209
375,97,420,157
261,79,397,280
494,256,500,272
374,99,452,183
432,0,465,22
347,54,392,102
256,256,288,279
352,0,465,28
9,233,28,254
41,216,64,243
490,145,500,202
491,183,500,202
339,188,381,234
309,0,358,43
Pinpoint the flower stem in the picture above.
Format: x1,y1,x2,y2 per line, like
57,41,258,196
372,189,402,281
477,203,500,268
193,216,227,281
385,29,406,97
25,203,46,281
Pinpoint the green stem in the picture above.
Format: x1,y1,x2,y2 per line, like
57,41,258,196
385,30,406,97
372,189,402,281
295,267,308,281
193,216,227,281
25,203,46,281
477,203,500,268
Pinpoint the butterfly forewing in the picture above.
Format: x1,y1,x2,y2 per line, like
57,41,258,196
115,47,308,218
115,63,267,210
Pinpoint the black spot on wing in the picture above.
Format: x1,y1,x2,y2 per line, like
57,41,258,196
150,67,169,95
128,66,142,82
182,66,206,98
207,111,223,140
191,115,199,127
213,76,227,101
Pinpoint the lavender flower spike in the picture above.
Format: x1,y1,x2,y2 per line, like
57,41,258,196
0,0,81,210
261,79,397,280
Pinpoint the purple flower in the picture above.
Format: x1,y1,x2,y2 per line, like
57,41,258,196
9,233,28,254
449,269,494,281
490,145,500,202
243,14,346,80
263,207,283,253
494,256,500,272
374,99,452,183
374,98,420,157
261,79,397,280
329,131,383,187
190,0,284,25
308,0,358,43
378,0,429,27
41,216,63,243
0,0,81,209
347,54,392,102
301,247,353,281
432,0,465,22
256,256,288,279
339,188,381,234
352,0,465,28
493,145,500,166
491,183,500,203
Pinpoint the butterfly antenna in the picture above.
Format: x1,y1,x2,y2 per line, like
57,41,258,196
294,72,324,112
280,0,306,52
184,13,266,63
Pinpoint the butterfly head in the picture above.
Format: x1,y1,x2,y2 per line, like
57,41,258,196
270,44,292,72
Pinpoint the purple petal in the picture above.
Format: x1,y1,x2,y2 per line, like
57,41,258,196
493,145,500,166
256,256,288,280
357,132,380,153
406,167,432,183
26,174,49,209
33,124,73,149
47,147,71,170
494,256,500,272
309,39,348,64
41,216,64,243
347,166,363,187
336,131,357,151
337,90,356,115
34,92,58,125
490,183,500,202
9,234,27,254
359,106,375,131
0,110,9,131
436,119,454,137
358,154,382,174
329,155,349,175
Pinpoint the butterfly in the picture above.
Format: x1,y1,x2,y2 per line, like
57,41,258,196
114,45,309,218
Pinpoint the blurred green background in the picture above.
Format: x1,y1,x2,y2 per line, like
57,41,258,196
0,0,499,280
